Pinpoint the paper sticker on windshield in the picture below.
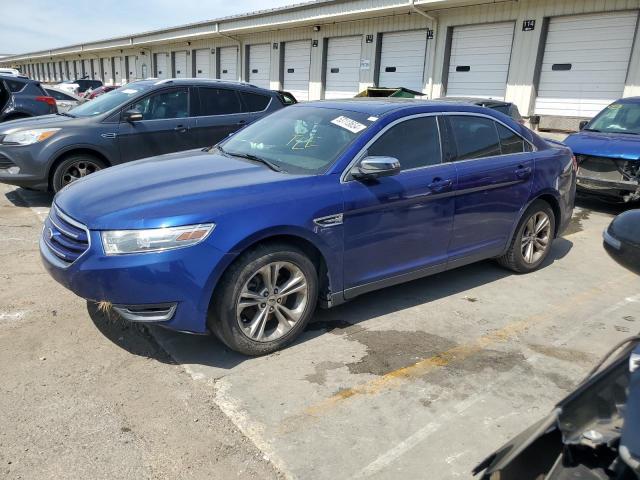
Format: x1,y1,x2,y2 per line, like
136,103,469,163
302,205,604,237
367,116,379,122
607,104,622,110
121,89,138,95
331,116,367,133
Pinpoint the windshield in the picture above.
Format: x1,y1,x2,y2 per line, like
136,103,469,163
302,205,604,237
587,101,640,134
220,106,374,174
69,84,153,117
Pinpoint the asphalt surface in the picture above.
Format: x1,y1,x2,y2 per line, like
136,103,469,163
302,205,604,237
1,183,638,479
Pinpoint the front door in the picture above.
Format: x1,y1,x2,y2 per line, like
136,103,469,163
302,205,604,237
444,114,534,262
341,115,457,294
117,87,194,163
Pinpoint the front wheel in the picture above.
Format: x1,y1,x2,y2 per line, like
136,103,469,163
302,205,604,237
51,154,106,192
209,243,318,356
498,200,556,273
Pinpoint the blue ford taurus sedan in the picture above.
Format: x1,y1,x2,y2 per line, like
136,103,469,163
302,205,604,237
565,97,640,202
40,100,576,355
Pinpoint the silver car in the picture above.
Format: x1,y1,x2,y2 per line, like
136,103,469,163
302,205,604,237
44,87,81,113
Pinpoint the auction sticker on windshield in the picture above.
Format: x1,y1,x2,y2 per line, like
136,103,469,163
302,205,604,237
331,116,367,133
121,89,139,95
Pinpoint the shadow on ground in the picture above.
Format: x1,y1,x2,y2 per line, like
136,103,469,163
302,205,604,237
5,187,53,208
90,237,573,370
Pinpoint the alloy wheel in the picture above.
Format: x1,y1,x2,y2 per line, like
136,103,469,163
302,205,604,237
236,261,309,342
62,160,102,186
521,211,551,264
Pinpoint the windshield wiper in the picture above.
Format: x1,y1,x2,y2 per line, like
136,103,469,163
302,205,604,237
57,112,75,118
221,148,283,172
583,128,601,132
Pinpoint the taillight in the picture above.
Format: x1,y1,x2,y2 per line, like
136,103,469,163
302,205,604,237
35,96,56,106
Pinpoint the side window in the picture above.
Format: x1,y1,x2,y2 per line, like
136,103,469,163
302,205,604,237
496,123,529,154
368,116,441,170
130,88,189,120
239,91,270,112
46,90,67,100
5,80,25,93
198,88,242,116
448,116,501,161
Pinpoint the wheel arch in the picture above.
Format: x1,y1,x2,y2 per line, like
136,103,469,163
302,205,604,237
47,147,111,190
209,227,338,310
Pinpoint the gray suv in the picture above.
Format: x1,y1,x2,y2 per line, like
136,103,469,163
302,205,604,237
0,74,57,122
0,79,295,192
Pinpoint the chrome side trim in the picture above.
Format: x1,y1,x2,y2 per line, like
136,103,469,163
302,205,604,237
314,213,344,227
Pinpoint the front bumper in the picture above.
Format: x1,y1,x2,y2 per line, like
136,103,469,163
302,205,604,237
576,156,640,200
40,230,235,334
0,144,49,190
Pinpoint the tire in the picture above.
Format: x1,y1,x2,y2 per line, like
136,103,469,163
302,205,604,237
51,154,106,193
498,200,556,273
208,243,318,356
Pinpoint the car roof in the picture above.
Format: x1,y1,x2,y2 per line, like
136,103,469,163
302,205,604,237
615,97,640,104
129,77,276,93
295,98,512,116
432,97,511,107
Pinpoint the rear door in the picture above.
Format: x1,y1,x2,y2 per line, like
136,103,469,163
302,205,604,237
444,114,534,263
117,87,194,162
192,86,245,147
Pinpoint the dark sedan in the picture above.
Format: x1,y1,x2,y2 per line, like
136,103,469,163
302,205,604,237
0,79,292,192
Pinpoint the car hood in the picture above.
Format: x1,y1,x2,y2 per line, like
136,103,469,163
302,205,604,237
0,114,75,132
55,149,310,230
564,131,640,161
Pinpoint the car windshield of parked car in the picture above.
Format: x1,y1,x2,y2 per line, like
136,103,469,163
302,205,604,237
220,106,374,174
69,84,153,117
587,102,640,134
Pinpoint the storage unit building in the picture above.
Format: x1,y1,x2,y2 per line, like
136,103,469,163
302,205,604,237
174,51,188,78
194,49,211,78
155,53,168,79
218,46,238,81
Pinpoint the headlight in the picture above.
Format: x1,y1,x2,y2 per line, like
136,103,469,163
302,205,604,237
101,224,215,255
3,128,61,145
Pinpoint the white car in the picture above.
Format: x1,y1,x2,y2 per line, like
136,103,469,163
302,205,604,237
55,79,103,96
0,68,22,77
44,87,81,113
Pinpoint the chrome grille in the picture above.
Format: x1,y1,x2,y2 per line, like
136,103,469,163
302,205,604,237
42,205,89,266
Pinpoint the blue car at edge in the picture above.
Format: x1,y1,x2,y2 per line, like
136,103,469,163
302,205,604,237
564,97,640,203
40,99,576,355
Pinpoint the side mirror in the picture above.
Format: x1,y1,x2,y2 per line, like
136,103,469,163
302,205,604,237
603,209,640,275
579,120,589,130
352,156,401,180
123,109,143,122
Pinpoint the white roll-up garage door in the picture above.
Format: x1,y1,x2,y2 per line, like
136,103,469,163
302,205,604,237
174,51,187,78
378,30,428,92
83,60,91,79
248,44,271,89
284,40,311,101
75,60,83,80
446,22,515,100
155,53,168,79
219,47,238,81
127,55,137,81
325,36,362,99
535,11,638,118
195,49,210,78
113,57,123,85
101,58,112,84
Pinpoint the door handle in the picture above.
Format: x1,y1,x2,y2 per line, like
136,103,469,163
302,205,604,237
427,178,453,192
515,165,532,179
174,125,188,133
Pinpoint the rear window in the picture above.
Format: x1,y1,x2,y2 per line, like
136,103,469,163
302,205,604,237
240,91,270,112
4,80,26,93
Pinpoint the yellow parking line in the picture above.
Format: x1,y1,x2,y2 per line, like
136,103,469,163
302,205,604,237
304,275,631,417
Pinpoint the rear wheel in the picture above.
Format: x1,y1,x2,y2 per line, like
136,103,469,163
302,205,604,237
209,243,318,356
498,200,555,273
51,154,106,192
